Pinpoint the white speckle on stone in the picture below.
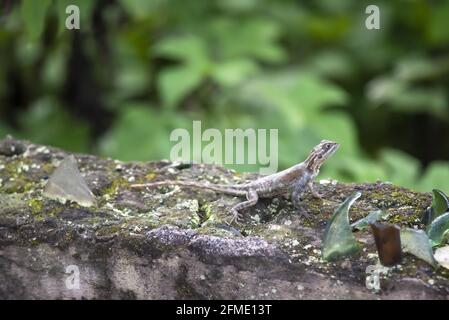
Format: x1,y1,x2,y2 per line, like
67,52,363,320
0,164,4,171
428,279,435,286
271,289,277,294
17,163,30,173
251,214,261,223
297,284,304,291
200,275,206,280
128,176,136,183
36,146,50,154
303,244,313,250
292,239,299,246
176,199,199,213
284,220,292,226
367,253,377,259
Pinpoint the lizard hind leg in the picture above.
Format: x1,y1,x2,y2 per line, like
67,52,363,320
228,189,258,225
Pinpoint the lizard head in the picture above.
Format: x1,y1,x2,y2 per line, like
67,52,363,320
305,140,339,171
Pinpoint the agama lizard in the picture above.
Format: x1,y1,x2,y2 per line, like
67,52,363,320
131,140,339,223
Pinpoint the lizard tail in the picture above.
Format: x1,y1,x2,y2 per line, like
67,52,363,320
130,181,248,196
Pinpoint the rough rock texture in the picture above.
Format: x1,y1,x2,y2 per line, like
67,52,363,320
0,137,448,300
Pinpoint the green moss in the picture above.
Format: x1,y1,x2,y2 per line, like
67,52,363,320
28,198,44,214
96,224,123,237
0,158,41,193
102,178,127,196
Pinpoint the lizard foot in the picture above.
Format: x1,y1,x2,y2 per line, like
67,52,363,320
297,208,312,220
227,209,244,225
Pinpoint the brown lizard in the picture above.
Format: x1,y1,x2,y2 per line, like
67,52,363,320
131,140,339,223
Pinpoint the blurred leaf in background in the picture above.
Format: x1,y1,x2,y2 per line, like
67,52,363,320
0,0,448,193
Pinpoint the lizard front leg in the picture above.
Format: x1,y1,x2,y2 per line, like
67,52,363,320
229,189,258,224
291,181,311,219
308,181,323,198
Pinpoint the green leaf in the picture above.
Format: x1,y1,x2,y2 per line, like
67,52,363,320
154,35,209,66
418,162,449,192
119,0,163,19
307,50,355,79
98,105,192,161
212,59,258,87
367,77,447,118
0,122,15,139
114,62,151,98
401,228,438,268
209,18,286,63
380,149,420,188
322,192,361,261
233,70,347,128
330,156,387,183
158,65,205,109
351,210,389,231
428,1,449,45
427,212,449,247
395,56,446,82
19,98,90,152
20,0,51,40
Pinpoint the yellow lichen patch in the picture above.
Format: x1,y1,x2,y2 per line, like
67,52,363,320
144,172,157,181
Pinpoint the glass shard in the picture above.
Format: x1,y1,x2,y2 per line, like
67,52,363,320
434,246,449,270
351,210,389,231
43,155,97,207
370,222,402,267
426,211,449,247
422,189,449,225
322,192,361,261
401,228,438,268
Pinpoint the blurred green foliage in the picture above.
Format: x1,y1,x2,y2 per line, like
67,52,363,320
0,0,449,192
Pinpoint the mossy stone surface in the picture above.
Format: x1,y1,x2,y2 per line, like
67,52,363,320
0,137,448,299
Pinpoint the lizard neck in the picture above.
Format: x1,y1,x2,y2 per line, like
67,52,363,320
282,162,311,179
304,152,324,172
